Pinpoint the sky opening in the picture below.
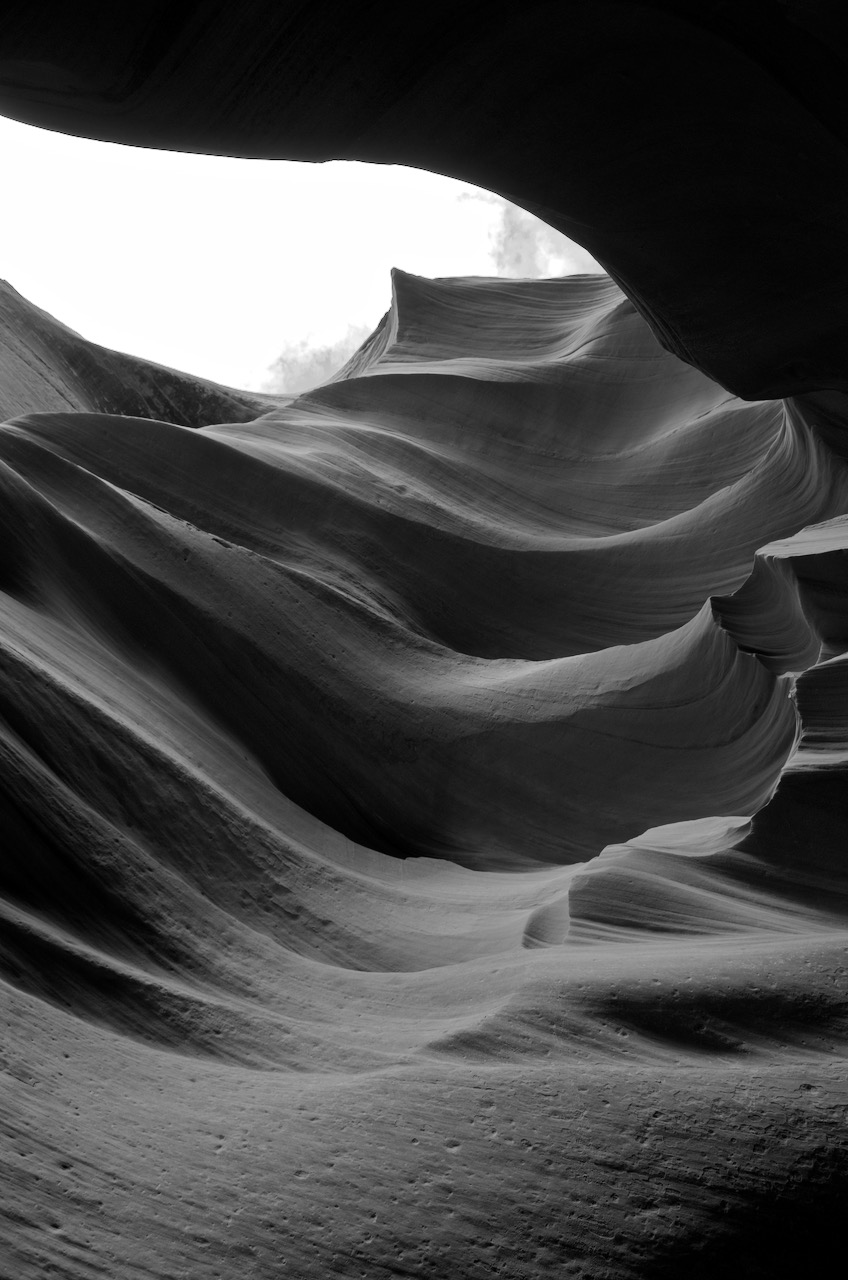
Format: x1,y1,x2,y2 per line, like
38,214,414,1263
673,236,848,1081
0,116,601,393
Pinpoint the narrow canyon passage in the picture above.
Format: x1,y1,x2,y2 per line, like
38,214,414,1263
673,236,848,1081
3,4,848,1276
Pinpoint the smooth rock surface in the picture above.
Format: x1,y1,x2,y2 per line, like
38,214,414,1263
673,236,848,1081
3,5,848,1275
2,273,848,1277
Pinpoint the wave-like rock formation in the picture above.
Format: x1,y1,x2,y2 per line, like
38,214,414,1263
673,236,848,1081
3,270,848,1277
0,279,275,426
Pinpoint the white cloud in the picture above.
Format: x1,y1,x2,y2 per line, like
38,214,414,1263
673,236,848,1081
262,323,373,394
459,191,602,279
489,202,601,277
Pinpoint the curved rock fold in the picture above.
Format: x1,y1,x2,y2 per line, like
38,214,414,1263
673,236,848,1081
3,271,848,1275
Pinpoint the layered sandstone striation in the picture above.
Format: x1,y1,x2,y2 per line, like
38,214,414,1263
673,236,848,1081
2,270,848,1277
3,3,848,1275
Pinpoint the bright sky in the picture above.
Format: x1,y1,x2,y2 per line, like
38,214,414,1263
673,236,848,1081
0,115,600,392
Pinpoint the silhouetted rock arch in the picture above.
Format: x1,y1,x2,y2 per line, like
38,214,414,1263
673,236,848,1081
3,2,848,397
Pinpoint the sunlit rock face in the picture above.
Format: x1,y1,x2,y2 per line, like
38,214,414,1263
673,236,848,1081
3,6,848,1279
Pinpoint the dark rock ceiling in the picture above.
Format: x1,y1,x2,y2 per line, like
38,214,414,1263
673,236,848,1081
1,1,846,400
